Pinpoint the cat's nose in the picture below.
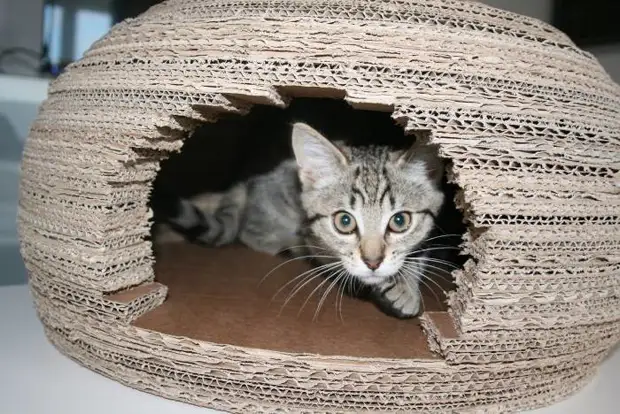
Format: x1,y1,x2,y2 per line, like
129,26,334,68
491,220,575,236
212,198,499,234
360,238,385,271
363,256,384,270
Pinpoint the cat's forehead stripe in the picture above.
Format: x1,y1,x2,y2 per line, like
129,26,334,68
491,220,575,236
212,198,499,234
379,182,395,210
351,185,367,204
351,151,393,207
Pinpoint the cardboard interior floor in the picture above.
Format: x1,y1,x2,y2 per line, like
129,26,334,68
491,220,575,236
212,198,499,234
134,243,454,360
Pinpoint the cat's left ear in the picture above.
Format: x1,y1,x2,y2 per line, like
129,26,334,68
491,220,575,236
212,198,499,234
392,139,444,184
292,122,348,188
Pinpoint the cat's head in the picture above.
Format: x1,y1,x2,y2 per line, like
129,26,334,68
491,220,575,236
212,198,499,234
291,122,445,285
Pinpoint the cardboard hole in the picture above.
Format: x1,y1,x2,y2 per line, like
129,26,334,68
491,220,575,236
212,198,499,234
138,98,469,359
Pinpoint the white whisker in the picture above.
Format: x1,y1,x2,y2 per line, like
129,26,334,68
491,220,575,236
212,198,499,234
258,254,338,286
404,256,460,270
271,261,341,301
339,271,355,323
419,279,443,306
335,274,346,323
422,269,452,286
422,233,463,243
313,270,346,321
277,244,330,255
408,245,460,256
405,269,441,303
399,272,426,314
404,260,456,280
401,264,447,301
279,263,342,315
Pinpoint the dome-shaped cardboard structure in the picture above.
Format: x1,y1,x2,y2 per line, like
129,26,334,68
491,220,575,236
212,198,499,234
18,0,620,412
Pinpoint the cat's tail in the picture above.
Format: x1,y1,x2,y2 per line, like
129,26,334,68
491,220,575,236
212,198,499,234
150,183,248,246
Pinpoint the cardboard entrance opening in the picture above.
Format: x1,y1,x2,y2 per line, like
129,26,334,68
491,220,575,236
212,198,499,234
134,242,453,360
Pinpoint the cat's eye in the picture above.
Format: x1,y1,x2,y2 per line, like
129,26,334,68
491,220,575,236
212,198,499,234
388,212,412,233
333,211,357,234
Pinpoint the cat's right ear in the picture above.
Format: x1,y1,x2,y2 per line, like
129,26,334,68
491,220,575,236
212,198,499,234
392,136,444,184
291,122,348,188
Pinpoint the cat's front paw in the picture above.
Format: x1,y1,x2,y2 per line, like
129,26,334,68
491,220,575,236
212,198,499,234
372,278,421,319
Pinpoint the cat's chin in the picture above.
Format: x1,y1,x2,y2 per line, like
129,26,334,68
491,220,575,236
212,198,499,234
346,268,404,286
344,261,404,286
354,274,391,286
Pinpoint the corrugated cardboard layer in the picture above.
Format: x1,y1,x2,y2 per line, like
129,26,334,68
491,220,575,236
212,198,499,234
18,0,620,412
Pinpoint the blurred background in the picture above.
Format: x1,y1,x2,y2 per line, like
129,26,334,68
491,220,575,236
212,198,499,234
0,0,619,285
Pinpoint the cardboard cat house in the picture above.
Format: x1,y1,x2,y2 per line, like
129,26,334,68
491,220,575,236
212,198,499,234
18,0,620,412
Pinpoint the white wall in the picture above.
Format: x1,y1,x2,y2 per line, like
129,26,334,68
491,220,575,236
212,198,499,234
0,74,48,285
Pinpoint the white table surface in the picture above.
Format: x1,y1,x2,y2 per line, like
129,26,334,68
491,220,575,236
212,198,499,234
1,283,618,414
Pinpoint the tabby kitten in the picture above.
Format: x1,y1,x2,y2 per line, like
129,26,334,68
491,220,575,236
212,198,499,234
152,122,446,318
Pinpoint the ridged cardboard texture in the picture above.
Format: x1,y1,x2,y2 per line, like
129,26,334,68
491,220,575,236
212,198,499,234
17,0,620,412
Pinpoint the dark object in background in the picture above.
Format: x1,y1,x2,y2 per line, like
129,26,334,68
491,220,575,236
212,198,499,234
553,0,620,46
112,0,165,23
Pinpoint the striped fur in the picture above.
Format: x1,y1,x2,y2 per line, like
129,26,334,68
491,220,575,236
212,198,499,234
152,122,454,319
